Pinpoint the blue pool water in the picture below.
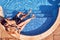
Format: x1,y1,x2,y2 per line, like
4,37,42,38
0,0,60,36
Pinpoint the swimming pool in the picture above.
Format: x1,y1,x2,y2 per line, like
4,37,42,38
0,0,59,36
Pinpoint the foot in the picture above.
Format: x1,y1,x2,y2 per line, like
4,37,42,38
32,14,35,18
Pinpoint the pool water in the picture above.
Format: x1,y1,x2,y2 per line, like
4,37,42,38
0,0,60,36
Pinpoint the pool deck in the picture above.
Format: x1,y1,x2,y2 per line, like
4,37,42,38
0,23,60,40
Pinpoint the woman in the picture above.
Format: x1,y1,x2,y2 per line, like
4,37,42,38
0,6,35,39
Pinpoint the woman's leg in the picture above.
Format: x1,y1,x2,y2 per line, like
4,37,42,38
17,18,32,33
0,6,4,17
17,12,23,17
17,15,35,32
20,9,32,20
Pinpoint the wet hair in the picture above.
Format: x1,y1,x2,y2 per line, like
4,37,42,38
0,16,7,25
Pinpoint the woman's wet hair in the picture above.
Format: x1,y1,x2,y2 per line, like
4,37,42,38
0,16,7,25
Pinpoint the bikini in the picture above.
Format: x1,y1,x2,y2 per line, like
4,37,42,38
12,14,24,25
